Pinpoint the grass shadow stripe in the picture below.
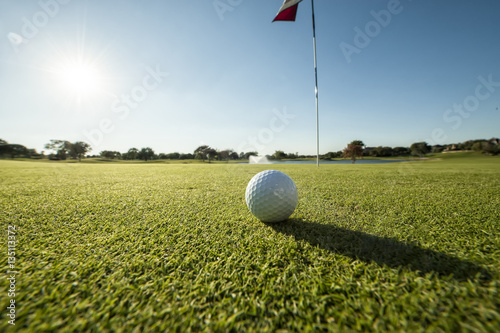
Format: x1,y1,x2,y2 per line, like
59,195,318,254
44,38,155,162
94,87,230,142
268,218,492,282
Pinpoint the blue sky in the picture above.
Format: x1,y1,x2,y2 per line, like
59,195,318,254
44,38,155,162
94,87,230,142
1,0,499,156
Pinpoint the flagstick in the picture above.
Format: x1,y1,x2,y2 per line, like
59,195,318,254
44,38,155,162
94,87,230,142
311,0,319,167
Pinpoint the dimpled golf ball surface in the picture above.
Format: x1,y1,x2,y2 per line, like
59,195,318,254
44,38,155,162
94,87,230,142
245,170,298,223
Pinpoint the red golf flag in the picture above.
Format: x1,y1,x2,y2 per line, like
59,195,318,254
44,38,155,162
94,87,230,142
273,0,303,22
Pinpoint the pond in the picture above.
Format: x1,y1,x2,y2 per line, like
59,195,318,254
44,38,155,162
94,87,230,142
243,159,408,165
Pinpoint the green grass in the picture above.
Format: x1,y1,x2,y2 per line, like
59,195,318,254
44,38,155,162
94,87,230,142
1,154,499,332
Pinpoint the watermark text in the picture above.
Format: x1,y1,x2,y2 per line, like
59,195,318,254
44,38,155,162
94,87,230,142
6,225,18,326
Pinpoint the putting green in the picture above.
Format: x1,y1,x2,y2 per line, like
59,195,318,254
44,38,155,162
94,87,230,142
0,154,498,331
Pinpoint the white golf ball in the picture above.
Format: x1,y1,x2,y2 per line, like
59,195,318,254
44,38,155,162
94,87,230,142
245,170,298,223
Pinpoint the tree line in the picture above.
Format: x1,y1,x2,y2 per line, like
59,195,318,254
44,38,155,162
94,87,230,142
0,137,498,161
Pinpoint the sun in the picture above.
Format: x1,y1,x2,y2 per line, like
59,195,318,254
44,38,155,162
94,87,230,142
47,56,108,105
42,30,112,108
55,62,104,97
59,63,101,94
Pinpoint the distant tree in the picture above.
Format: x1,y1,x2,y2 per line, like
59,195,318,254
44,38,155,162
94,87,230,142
122,148,139,160
166,152,180,159
137,147,155,161
323,151,342,159
45,140,71,160
28,148,42,159
393,147,410,156
351,140,365,147
44,140,91,161
483,142,499,155
159,152,180,160
218,149,232,162
194,145,217,162
489,138,500,145
243,151,258,160
370,146,393,157
471,140,498,154
69,142,92,161
179,153,194,160
369,149,378,157
343,140,364,163
100,151,121,159
129,148,139,159
471,141,483,152
322,152,334,160
194,145,209,162
410,142,430,156
273,150,287,160
0,144,29,159
206,148,217,163
432,145,444,154
458,140,478,151
457,142,467,150
215,149,238,161
0,141,7,158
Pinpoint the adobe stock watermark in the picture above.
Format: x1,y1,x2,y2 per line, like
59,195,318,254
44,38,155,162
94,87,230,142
213,0,244,21
237,107,295,154
6,225,18,326
426,74,500,146
388,74,500,188
83,64,168,147
7,0,71,54
340,0,411,64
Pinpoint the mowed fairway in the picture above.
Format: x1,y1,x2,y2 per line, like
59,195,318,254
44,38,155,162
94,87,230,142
1,155,499,332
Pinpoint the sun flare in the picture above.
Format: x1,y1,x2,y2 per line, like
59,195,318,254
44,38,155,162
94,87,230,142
49,57,108,104
57,62,103,96
60,64,100,93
